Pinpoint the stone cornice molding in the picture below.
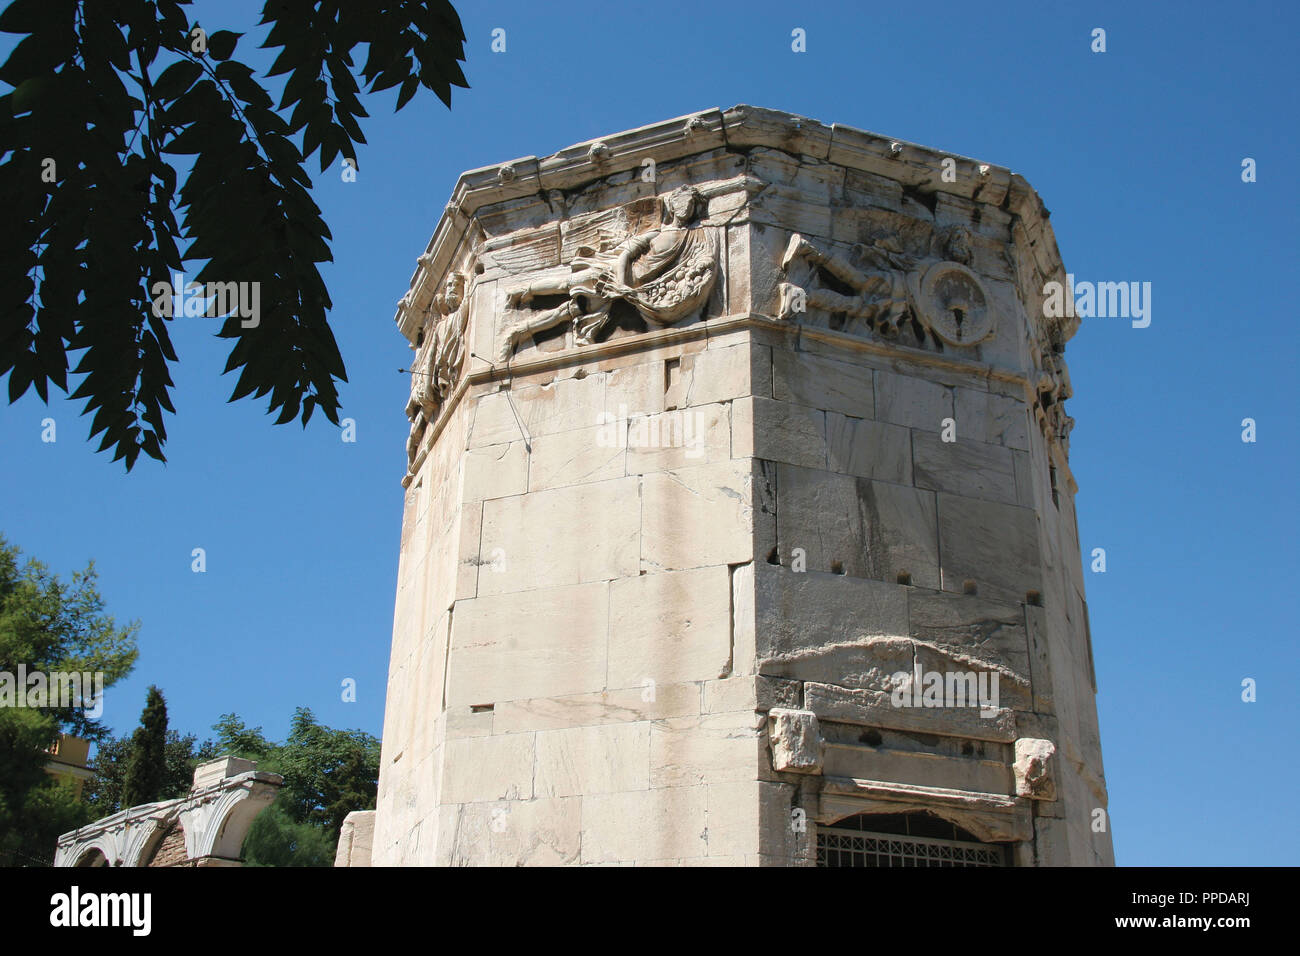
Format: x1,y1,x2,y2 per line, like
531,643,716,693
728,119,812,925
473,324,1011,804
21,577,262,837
395,105,1068,346
55,800,175,847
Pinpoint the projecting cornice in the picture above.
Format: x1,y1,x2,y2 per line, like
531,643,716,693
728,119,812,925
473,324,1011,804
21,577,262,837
394,105,1066,344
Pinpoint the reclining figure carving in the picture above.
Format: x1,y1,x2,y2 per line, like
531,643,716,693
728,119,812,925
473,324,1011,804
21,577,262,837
777,224,989,348
495,185,717,363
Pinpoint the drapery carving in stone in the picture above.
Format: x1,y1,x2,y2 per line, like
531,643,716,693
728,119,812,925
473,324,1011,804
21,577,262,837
1034,347,1074,444
405,271,469,475
494,185,718,363
777,225,992,348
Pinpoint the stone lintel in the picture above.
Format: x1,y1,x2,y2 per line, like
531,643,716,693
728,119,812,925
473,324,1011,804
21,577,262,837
820,775,1032,844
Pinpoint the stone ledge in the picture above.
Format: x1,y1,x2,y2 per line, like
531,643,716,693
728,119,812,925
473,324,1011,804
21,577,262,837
402,311,1052,488
398,105,1061,343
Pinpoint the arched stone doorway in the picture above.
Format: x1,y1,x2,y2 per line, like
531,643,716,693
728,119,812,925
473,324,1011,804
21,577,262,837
74,848,109,867
142,820,188,867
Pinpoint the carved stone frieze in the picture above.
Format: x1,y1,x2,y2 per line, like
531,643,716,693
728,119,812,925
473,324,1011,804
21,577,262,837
391,106,1082,479
917,261,992,346
494,185,718,364
403,271,469,479
776,224,988,351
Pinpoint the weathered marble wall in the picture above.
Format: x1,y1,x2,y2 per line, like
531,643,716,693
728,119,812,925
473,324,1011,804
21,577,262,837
367,107,1112,866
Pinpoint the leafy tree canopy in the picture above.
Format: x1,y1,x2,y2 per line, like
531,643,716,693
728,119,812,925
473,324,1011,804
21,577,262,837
0,0,468,467
241,803,336,867
218,706,379,841
211,711,275,761
6,777,94,866
87,706,380,865
85,726,217,816
0,535,138,863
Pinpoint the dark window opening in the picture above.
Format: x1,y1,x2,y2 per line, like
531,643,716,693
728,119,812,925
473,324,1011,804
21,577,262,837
816,811,1009,867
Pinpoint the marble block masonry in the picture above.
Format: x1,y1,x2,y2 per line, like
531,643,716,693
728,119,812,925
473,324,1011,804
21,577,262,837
340,106,1113,867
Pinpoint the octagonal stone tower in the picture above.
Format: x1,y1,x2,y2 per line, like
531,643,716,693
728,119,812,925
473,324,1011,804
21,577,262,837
370,107,1113,866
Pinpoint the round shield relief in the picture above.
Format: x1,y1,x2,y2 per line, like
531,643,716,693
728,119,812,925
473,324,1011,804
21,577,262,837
917,261,993,346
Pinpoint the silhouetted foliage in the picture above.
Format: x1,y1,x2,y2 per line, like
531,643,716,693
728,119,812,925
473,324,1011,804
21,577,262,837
0,0,468,467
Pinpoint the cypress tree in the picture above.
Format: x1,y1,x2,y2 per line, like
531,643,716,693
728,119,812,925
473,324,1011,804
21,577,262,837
121,686,169,807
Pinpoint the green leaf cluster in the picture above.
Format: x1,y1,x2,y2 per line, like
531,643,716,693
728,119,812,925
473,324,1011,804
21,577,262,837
0,534,138,863
90,706,381,865
214,706,380,846
84,726,218,816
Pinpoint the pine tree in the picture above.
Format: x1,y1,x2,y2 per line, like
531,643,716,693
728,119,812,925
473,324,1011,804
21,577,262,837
121,686,169,807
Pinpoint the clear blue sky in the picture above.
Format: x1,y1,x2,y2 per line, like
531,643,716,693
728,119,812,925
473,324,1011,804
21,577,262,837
2,0,1296,865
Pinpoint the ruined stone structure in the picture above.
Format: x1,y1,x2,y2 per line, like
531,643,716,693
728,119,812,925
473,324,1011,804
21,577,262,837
334,809,375,867
55,756,282,867
367,107,1112,866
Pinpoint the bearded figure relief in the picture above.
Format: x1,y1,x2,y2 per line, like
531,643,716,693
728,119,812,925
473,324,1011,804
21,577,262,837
404,271,469,475
494,185,717,364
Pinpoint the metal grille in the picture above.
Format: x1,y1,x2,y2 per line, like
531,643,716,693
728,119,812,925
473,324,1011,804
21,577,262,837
816,828,1007,867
